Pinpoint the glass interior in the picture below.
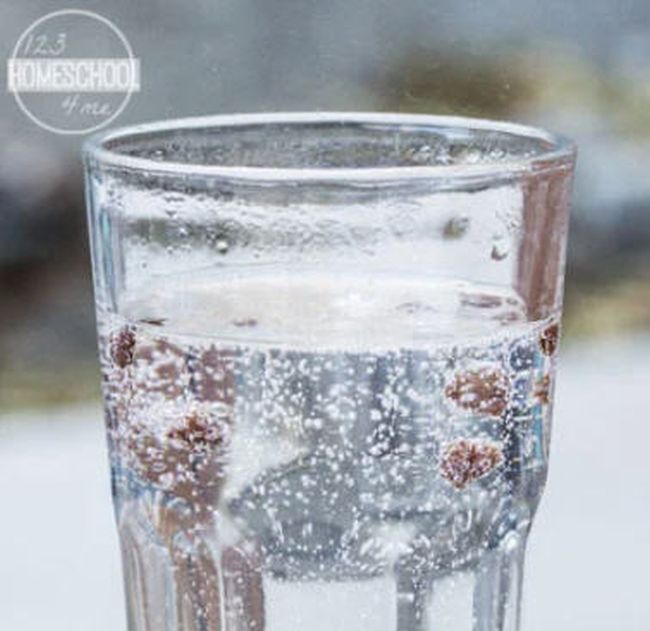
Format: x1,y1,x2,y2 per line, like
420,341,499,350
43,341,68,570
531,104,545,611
88,113,573,176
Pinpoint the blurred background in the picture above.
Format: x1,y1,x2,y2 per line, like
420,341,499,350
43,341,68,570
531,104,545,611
0,1,648,630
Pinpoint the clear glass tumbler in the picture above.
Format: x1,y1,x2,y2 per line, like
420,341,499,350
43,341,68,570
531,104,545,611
83,113,575,631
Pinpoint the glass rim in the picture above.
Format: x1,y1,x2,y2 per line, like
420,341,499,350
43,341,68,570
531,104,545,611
83,111,576,184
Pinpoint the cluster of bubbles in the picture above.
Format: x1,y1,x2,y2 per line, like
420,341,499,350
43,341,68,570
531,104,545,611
99,310,558,585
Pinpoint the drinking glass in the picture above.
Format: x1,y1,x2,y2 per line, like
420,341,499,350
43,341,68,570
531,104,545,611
83,112,575,631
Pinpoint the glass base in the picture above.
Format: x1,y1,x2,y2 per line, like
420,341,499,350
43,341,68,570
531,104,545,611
118,499,528,631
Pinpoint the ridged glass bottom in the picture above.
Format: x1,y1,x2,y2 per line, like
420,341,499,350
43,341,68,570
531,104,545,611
117,495,528,631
